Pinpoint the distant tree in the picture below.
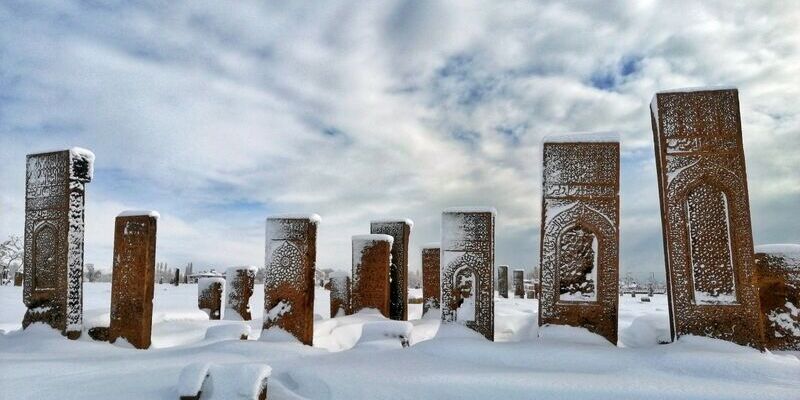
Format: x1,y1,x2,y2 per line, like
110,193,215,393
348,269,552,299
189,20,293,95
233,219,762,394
0,235,23,285
84,263,101,282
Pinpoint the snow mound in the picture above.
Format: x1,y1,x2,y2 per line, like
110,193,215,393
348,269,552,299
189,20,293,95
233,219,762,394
177,362,271,400
370,218,414,230
204,324,251,341
356,320,413,349
266,213,321,224
177,362,211,397
542,132,620,143
443,206,497,215
259,327,301,343
755,243,800,256
620,314,671,348
538,325,613,346
117,210,160,219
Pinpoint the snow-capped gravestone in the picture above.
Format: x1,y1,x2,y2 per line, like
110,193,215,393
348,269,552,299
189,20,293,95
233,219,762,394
22,148,94,339
441,208,495,341
422,243,441,315
225,266,256,321
108,211,158,349
350,234,393,317
328,271,350,318
263,214,319,345
178,362,271,400
198,277,225,320
370,219,412,320
513,270,524,299
754,244,800,351
539,137,620,345
651,88,764,348
497,265,509,298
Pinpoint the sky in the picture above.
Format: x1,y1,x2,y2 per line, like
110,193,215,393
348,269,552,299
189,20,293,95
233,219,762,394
1,1,798,281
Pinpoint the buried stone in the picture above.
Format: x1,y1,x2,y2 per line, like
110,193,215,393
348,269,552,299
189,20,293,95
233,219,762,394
513,270,524,299
370,219,413,321
328,271,350,317
350,234,393,317
198,277,225,320
754,244,800,351
225,266,256,321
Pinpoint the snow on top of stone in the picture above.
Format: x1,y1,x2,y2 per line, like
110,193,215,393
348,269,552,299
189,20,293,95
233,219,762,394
443,206,497,215
650,85,738,122
542,132,620,144
755,243,800,256
117,210,160,219
203,363,271,400
70,147,95,181
352,234,394,243
225,265,258,276
177,362,210,397
421,242,441,249
267,213,321,224
370,218,414,229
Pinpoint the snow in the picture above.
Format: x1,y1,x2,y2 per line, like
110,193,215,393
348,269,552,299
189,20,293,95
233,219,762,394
755,244,800,256
370,218,414,230
117,210,160,219
442,206,497,215
420,242,440,249
266,213,321,224
177,362,210,397
351,234,394,243
225,265,258,276
199,363,271,400
542,131,620,144
69,147,95,181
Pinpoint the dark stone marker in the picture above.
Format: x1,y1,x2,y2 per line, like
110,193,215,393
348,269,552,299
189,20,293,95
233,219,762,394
14,270,23,286
22,148,94,339
370,219,413,321
441,208,495,341
174,268,180,286
513,270,524,299
651,88,764,348
350,234,392,317
754,245,800,351
225,266,256,321
263,214,319,345
198,277,225,320
539,138,620,345
328,272,350,318
497,265,509,299
421,244,440,315
108,212,158,349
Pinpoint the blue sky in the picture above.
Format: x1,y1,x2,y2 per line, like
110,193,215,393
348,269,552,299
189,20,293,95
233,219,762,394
1,1,798,281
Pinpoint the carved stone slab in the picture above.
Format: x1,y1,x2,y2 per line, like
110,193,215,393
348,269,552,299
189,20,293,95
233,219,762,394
754,245,800,351
198,277,225,320
497,265,509,298
109,213,157,349
422,244,440,315
539,139,620,345
441,208,495,341
651,88,764,348
513,270,524,299
328,273,350,318
22,148,93,339
225,266,256,321
370,220,412,321
263,215,319,345
351,235,392,317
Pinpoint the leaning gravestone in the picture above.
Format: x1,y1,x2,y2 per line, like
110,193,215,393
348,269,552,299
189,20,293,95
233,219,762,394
754,244,800,351
497,265,509,299
538,136,620,345
370,219,413,321
198,277,225,320
350,234,393,317
225,266,256,321
263,214,319,345
108,211,159,349
22,148,94,339
422,243,441,315
441,208,495,341
328,271,350,318
651,88,764,348
513,270,524,299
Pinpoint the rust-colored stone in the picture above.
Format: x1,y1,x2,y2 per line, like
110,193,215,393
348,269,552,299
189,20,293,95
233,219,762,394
328,273,350,317
370,219,412,321
108,213,157,349
198,277,225,320
350,234,392,317
539,139,620,345
513,270,524,299
651,88,764,348
263,215,318,345
421,244,440,315
225,267,256,321
22,148,93,339
754,245,800,351
14,270,23,286
441,208,495,341
497,265,509,298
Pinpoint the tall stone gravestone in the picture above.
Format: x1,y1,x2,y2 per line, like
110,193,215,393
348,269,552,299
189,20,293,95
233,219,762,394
198,277,225,320
109,211,158,349
421,243,440,315
263,214,319,345
513,270,524,299
225,266,256,321
497,265,509,298
441,208,495,341
22,148,94,339
754,244,800,351
350,234,393,317
328,271,350,318
370,219,412,321
651,88,764,348
538,137,620,345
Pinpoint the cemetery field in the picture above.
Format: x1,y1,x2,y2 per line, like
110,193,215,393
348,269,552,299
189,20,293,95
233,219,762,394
0,283,798,399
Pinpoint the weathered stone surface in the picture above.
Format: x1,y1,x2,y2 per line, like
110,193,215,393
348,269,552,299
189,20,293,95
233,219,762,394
651,88,764,348
14,270,23,286
539,139,620,345
198,277,225,320
22,148,93,339
513,270,524,299
108,213,158,349
328,273,350,318
754,244,800,351
225,266,256,321
421,244,440,315
441,208,495,341
370,219,412,321
350,234,392,317
497,265,509,299
263,215,319,345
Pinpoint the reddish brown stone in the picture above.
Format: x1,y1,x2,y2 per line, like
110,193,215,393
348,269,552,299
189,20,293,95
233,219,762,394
370,219,412,321
328,273,350,317
497,265,509,298
350,234,392,317
108,213,158,349
14,270,23,286
198,278,225,320
22,148,93,339
539,140,620,345
651,88,764,348
754,245,800,351
225,267,256,321
263,215,319,345
422,244,440,315
513,270,524,299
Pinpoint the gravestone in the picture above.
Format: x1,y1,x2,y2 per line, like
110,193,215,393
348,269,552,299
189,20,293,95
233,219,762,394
538,137,620,345
370,219,413,321
14,269,23,286
421,243,440,315
22,148,94,339
497,265,509,298
513,270,524,299
441,208,495,341
328,271,350,318
198,277,225,320
754,244,800,351
174,268,180,286
263,214,319,345
651,88,764,348
350,234,393,317
108,211,158,349
225,266,256,321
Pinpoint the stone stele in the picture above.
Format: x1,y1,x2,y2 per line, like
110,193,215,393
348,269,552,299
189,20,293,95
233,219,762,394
198,277,225,320
225,266,256,321
350,234,393,317
497,265,509,299
421,244,441,315
754,244,800,351
370,219,412,321
327,272,350,318
513,270,524,299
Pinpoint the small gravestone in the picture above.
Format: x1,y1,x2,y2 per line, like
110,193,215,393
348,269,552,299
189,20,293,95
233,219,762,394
14,269,23,286
350,234,393,317
441,207,495,341
513,270,524,299
174,268,180,286
754,244,800,351
328,271,350,318
263,214,319,345
497,265,509,299
370,219,413,321
651,88,764,348
198,277,225,320
421,243,440,315
22,148,94,339
108,211,159,349
225,266,256,321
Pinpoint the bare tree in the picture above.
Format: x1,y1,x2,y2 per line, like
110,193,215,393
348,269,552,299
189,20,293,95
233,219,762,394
0,235,23,285
84,263,101,283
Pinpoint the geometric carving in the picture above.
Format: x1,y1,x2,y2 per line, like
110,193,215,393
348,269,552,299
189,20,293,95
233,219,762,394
441,208,495,341
651,88,764,348
370,219,413,321
513,270,524,299
421,243,440,315
754,244,800,351
225,266,256,321
198,277,225,320
328,272,350,318
22,148,94,339
497,265,508,299
350,234,392,317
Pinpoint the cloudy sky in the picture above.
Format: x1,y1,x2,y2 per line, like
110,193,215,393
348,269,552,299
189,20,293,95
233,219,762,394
1,1,798,281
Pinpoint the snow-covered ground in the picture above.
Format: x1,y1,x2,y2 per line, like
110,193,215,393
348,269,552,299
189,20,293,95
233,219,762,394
0,283,798,399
